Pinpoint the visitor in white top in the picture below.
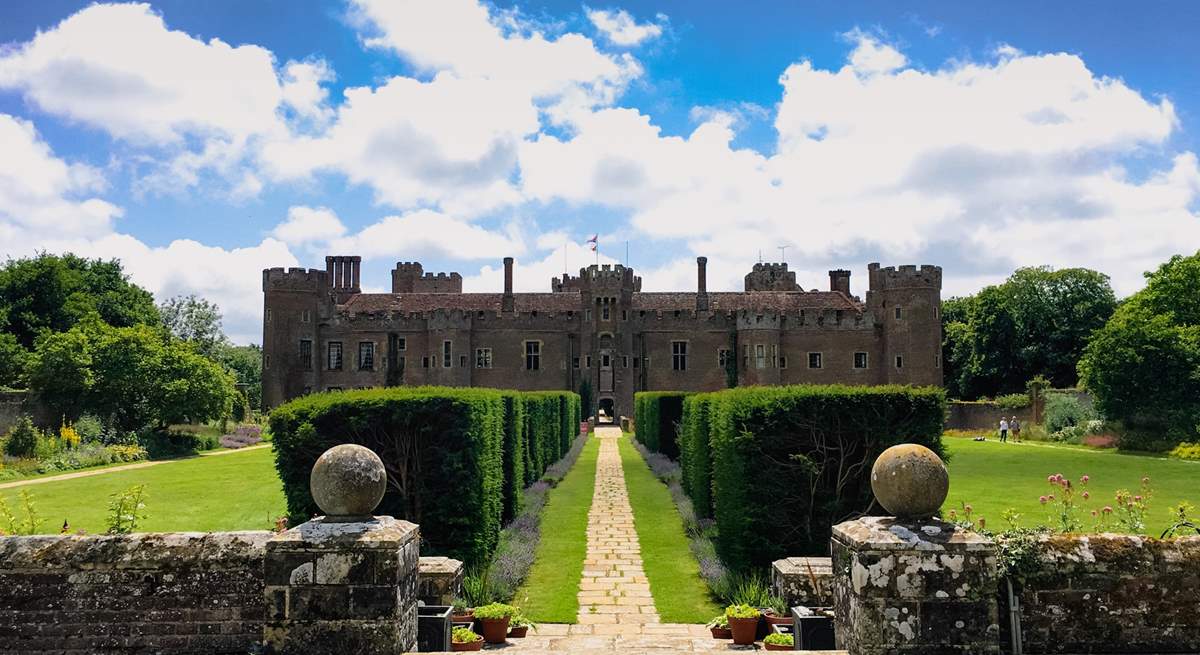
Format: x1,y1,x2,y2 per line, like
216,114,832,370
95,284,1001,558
999,418,1009,443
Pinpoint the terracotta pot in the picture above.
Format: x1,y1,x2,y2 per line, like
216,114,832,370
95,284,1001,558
478,616,511,644
763,611,792,625
507,626,528,638
728,615,759,645
710,627,732,639
451,610,474,624
764,641,792,650
451,638,483,652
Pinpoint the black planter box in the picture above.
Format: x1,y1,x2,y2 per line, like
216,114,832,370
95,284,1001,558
417,605,452,652
791,605,835,650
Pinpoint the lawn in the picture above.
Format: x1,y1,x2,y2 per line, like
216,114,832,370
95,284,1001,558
0,446,286,534
618,434,720,624
514,435,599,623
943,435,1199,535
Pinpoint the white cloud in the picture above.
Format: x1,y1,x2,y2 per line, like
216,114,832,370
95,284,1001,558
270,206,347,246
462,240,620,292
329,209,528,261
843,29,907,74
586,7,664,47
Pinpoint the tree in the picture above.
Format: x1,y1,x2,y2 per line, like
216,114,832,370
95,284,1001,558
1079,252,1200,445
940,266,1116,399
0,333,32,388
26,328,94,421
0,254,158,349
153,344,236,427
159,295,227,358
216,343,262,410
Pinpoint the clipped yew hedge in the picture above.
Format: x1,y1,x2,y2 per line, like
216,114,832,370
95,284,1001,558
679,393,715,519
705,385,946,568
270,386,579,568
634,391,690,458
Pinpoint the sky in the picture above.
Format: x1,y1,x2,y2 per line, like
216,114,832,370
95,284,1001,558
1,1,1198,344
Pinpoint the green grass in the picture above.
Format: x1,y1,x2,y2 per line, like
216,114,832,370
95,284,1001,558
0,457,152,483
0,446,286,534
943,435,1199,535
515,435,599,623
618,434,721,624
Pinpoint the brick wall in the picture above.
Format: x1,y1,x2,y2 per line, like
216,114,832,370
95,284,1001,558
0,531,270,654
1007,533,1200,654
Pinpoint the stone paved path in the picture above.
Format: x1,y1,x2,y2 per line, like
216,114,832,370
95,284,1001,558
0,444,270,490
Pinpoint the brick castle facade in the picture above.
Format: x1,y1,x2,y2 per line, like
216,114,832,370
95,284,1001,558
262,256,943,417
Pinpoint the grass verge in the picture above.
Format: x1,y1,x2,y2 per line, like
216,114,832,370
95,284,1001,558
943,434,1198,535
619,433,720,623
514,435,599,622
0,446,286,534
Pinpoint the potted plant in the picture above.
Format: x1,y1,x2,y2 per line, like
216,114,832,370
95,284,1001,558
725,604,761,645
707,614,731,639
450,598,474,624
508,613,535,638
762,595,791,625
450,626,483,652
473,602,517,644
763,632,794,651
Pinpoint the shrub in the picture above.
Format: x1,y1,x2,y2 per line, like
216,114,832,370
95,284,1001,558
138,429,219,459
764,633,793,647
105,484,147,534
707,385,945,568
473,602,517,619
1044,393,1096,433
4,416,39,458
995,393,1031,410
1169,441,1200,461
220,424,263,449
270,386,507,567
634,391,689,457
499,392,525,522
451,627,481,644
725,604,760,619
679,394,715,518
74,414,104,442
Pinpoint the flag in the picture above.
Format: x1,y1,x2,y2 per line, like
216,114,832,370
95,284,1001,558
586,234,598,251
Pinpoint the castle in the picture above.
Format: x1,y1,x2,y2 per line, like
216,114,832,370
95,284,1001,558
262,256,943,416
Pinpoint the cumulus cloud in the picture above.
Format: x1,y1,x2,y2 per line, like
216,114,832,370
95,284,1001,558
462,240,621,293
329,209,528,261
586,7,664,47
270,206,347,246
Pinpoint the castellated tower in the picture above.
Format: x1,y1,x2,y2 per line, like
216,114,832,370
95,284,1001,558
261,266,331,408
865,263,943,386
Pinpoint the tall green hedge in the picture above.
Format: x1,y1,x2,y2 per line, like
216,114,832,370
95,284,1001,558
634,391,689,458
679,393,715,519
705,385,946,568
269,386,579,568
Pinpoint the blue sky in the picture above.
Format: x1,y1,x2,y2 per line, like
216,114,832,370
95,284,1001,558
1,1,1198,342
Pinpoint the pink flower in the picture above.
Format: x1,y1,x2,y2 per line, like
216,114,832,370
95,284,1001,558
1134,495,1142,502
1091,510,1098,517
1047,474,1057,483
1082,491,1090,500
1103,506,1113,514
1080,475,1090,484
964,504,973,514
1039,496,1048,505
1048,494,1055,501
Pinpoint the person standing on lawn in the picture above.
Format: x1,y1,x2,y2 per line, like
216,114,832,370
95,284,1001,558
1011,416,1021,443
999,417,1009,442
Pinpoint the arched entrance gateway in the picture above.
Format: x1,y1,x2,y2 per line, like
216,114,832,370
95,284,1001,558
597,397,615,423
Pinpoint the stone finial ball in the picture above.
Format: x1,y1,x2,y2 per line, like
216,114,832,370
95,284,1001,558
309,444,387,518
870,444,949,519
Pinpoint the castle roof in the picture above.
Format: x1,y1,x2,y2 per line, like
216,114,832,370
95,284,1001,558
339,289,861,315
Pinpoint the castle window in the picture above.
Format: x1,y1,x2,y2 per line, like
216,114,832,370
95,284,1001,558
460,355,467,367
755,344,765,369
586,355,592,368
327,342,343,370
358,342,375,370
301,309,311,323
422,356,429,368
586,309,592,321
743,344,750,369
935,354,941,368
674,310,681,318
622,310,628,321
443,341,452,368
602,304,610,321
476,348,493,369
602,354,611,367
573,357,580,369
808,352,822,369
525,341,541,370
771,345,778,368
895,307,903,320
718,348,732,370
299,340,313,370
779,355,788,369
799,310,805,325
622,356,628,368
934,305,939,320
264,354,270,369
895,355,904,369
854,352,869,369
632,357,639,368
266,309,272,323
396,337,406,351
672,341,688,371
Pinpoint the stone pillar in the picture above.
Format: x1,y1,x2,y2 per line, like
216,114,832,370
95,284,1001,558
416,556,464,606
264,517,420,654
831,517,999,654
263,444,418,655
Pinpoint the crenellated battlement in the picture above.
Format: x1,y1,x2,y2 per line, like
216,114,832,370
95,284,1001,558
867,263,942,290
745,262,801,292
393,261,462,293
263,267,328,292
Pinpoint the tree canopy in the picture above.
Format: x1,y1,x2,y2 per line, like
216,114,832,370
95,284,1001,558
159,294,228,358
942,266,1117,399
1078,252,1200,445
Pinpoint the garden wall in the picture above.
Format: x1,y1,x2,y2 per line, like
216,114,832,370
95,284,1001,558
1006,533,1200,653
0,529,463,654
945,400,1033,431
0,531,270,654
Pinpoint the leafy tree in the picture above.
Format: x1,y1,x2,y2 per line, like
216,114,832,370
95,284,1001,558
941,266,1116,398
0,333,32,388
159,294,227,358
1079,252,1200,444
153,343,236,427
216,343,262,410
0,254,158,349
26,328,94,420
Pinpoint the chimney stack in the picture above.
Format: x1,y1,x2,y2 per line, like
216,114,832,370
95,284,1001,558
829,269,851,296
696,256,709,311
502,257,515,312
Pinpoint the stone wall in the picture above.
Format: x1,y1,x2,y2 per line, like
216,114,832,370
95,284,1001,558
771,556,833,608
1006,533,1200,653
0,531,270,654
945,400,1034,431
